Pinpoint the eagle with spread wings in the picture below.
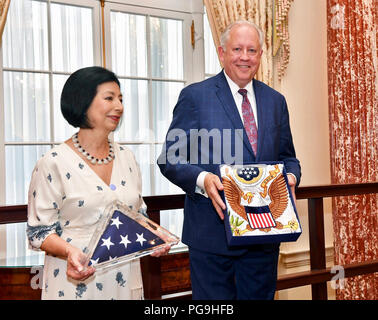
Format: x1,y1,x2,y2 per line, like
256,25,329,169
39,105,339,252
222,172,288,232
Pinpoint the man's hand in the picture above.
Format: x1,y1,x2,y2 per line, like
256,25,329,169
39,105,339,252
287,174,297,205
151,244,171,257
204,173,226,220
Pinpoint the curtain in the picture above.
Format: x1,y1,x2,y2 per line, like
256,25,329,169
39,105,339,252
204,0,293,86
272,0,293,81
0,0,10,42
327,0,377,300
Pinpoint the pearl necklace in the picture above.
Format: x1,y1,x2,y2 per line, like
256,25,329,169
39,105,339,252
72,133,114,165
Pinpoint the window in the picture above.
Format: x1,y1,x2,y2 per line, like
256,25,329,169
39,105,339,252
0,0,219,263
104,3,193,247
107,5,189,196
2,0,100,200
0,0,101,264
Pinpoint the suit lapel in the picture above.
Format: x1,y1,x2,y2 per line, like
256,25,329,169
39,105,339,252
253,79,265,162
215,72,255,160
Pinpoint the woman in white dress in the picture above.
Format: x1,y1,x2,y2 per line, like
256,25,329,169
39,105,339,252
27,66,169,299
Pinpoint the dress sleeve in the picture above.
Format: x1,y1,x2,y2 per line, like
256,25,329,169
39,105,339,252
26,156,64,250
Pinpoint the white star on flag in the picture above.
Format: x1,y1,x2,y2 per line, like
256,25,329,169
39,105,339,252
90,257,99,266
110,216,123,229
101,236,114,250
119,234,131,249
136,233,146,246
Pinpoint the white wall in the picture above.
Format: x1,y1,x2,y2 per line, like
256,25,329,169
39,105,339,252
277,0,330,187
274,0,335,299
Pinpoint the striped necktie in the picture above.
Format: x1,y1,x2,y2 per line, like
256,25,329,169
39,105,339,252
238,89,258,155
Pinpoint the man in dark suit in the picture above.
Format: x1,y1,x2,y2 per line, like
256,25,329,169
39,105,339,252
157,20,301,299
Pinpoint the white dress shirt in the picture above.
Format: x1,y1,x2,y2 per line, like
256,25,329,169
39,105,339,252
223,71,259,128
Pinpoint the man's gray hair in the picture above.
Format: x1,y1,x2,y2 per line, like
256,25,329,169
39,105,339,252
220,20,264,50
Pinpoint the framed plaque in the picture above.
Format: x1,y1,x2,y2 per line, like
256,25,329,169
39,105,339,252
220,162,302,245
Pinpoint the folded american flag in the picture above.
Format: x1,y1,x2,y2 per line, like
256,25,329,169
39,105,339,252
88,209,165,266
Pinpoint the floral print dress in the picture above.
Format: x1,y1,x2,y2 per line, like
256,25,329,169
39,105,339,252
27,142,147,300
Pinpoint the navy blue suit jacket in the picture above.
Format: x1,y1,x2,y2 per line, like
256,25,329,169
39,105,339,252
158,71,301,256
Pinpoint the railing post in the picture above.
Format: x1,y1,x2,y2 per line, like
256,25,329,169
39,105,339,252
140,210,162,299
308,197,328,300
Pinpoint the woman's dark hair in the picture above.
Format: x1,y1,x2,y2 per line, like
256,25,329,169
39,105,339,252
61,66,121,128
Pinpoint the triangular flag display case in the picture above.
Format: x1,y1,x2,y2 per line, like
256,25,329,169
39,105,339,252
84,200,180,270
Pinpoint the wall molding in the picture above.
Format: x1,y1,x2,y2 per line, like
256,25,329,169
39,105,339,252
279,246,334,269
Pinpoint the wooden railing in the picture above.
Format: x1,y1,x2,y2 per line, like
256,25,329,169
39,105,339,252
0,182,377,300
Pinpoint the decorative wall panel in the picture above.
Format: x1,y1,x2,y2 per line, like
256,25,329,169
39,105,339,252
327,0,377,300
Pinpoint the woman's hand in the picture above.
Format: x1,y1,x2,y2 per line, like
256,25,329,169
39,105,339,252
40,234,95,280
66,244,96,281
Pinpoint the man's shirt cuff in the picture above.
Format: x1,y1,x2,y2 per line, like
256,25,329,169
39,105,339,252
195,171,209,198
